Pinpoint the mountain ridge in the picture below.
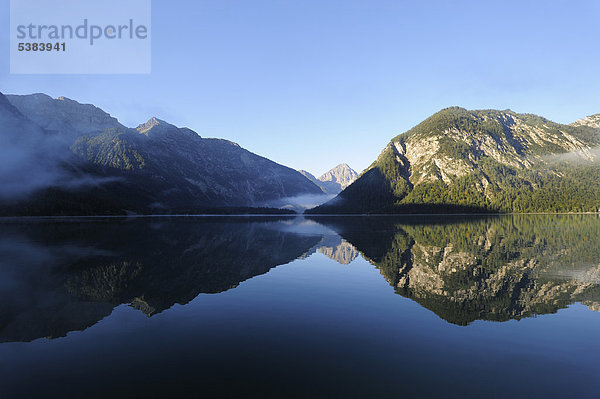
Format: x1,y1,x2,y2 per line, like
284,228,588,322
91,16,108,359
309,106,600,214
1,92,322,215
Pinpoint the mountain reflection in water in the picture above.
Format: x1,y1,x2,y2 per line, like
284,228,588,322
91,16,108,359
1,214,600,342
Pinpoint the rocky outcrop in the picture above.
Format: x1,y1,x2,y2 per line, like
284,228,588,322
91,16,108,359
318,164,358,193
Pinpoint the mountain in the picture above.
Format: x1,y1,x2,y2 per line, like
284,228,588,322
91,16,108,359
1,92,322,215
309,107,600,214
298,170,324,192
6,93,122,139
572,114,600,129
0,93,43,133
298,163,358,195
317,164,358,194
0,93,76,200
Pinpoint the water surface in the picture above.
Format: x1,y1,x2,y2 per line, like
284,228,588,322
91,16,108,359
1,215,599,398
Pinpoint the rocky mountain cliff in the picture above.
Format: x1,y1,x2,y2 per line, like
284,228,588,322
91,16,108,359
318,163,358,194
299,163,358,194
310,107,600,214
1,92,322,215
0,93,75,199
6,93,122,139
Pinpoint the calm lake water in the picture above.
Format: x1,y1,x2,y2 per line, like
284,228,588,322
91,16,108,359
1,215,599,398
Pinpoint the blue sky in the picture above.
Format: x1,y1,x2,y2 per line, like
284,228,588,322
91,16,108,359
2,0,600,176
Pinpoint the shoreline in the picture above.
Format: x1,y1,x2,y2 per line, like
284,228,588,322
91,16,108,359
1,212,599,220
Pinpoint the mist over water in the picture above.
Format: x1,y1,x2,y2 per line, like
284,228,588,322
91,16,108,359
265,193,334,212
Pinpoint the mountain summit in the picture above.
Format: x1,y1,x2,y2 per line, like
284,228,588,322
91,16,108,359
1,92,322,215
309,107,600,214
6,93,122,138
299,164,358,194
136,117,185,137
318,164,358,193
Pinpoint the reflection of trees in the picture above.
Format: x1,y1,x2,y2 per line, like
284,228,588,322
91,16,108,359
2,215,600,342
0,218,321,342
316,215,600,325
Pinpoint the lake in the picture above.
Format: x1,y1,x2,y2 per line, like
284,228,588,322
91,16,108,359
1,215,599,398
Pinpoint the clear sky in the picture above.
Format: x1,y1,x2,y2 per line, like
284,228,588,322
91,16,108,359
2,0,600,176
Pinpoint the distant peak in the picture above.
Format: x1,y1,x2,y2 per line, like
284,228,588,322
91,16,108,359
333,163,352,170
143,117,164,127
318,163,358,190
324,163,357,175
54,96,81,104
136,117,175,135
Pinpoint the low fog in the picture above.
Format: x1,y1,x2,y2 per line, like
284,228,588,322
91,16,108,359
265,193,335,213
0,97,116,200
0,97,70,199
543,146,600,165
0,136,71,200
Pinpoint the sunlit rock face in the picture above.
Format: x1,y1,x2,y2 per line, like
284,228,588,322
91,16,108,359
299,164,358,195
317,164,358,194
310,107,600,214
